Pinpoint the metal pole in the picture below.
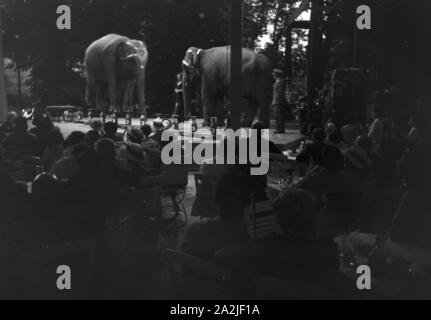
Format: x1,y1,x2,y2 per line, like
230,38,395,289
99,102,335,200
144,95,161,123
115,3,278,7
230,0,243,130
0,5,8,122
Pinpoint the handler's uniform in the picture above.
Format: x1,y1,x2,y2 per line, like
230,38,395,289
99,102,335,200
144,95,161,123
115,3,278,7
273,77,288,133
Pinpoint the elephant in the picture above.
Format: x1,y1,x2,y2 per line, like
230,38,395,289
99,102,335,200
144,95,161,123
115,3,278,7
182,46,272,128
84,34,149,114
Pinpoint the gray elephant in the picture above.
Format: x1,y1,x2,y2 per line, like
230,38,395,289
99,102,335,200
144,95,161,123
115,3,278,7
84,34,149,113
182,46,272,127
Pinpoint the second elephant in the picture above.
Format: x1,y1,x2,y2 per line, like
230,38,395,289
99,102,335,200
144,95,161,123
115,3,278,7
182,46,272,127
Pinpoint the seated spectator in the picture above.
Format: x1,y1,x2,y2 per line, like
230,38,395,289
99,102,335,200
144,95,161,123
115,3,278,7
406,116,423,149
126,127,144,144
368,107,384,156
89,118,104,135
199,136,241,178
182,168,252,259
391,140,431,248
253,121,282,155
344,144,378,232
117,142,151,179
2,117,37,156
29,116,55,157
327,129,343,148
95,138,136,188
103,122,124,142
51,156,79,183
85,130,101,147
42,129,65,171
297,128,344,171
31,172,62,218
0,111,18,141
141,124,157,144
215,188,338,284
341,113,363,147
64,131,86,149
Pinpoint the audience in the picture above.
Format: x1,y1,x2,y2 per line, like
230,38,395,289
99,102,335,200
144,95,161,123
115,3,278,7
29,116,55,157
103,122,124,142
42,129,65,170
297,128,344,172
215,188,338,285
368,107,384,156
2,117,37,156
182,168,252,260
0,111,18,141
341,114,363,147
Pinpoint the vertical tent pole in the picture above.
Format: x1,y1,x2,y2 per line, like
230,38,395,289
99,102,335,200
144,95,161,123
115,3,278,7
230,0,243,130
0,6,8,122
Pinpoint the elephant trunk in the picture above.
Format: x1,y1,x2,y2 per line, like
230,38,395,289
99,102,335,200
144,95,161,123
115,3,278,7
137,77,146,115
182,73,192,121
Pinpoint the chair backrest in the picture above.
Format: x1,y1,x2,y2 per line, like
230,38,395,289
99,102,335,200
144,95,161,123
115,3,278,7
255,276,337,300
244,201,282,239
165,249,233,299
191,173,219,219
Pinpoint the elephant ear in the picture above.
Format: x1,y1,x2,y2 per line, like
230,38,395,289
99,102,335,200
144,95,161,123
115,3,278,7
182,47,201,70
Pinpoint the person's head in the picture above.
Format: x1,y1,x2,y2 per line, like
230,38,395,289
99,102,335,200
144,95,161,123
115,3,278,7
252,121,266,137
95,138,116,166
85,130,101,147
51,156,79,182
39,117,54,131
69,142,91,158
89,118,104,133
65,131,86,147
273,188,319,240
6,111,18,124
14,117,28,133
32,114,44,127
345,146,372,172
127,127,144,144
104,122,118,137
355,135,373,156
312,128,326,144
328,129,343,145
215,168,252,217
272,69,284,80
408,116,418,129
141,124,153,138
46,129,64,147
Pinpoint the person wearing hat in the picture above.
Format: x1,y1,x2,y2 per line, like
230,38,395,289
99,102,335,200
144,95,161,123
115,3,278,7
272,69,288,134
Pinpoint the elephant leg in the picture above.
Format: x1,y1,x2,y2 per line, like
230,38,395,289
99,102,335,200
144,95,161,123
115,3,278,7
108,75,117,111
242,98,256,128
201,82,215,127
215,98,225,127
86,76,97,108
123,81,135,111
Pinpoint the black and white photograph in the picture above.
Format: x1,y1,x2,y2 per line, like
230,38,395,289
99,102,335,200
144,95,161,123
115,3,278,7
0,0,430,303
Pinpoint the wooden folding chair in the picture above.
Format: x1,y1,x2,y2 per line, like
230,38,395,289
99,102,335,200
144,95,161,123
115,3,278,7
161,164,189,222
165,249,233,300
191,173,220,219
244,201,282,239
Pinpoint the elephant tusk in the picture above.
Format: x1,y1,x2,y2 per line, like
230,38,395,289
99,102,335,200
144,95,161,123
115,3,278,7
197,49,202,56
182,60,191,67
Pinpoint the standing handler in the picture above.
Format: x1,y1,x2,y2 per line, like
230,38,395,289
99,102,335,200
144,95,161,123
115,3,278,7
273,69,288,134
